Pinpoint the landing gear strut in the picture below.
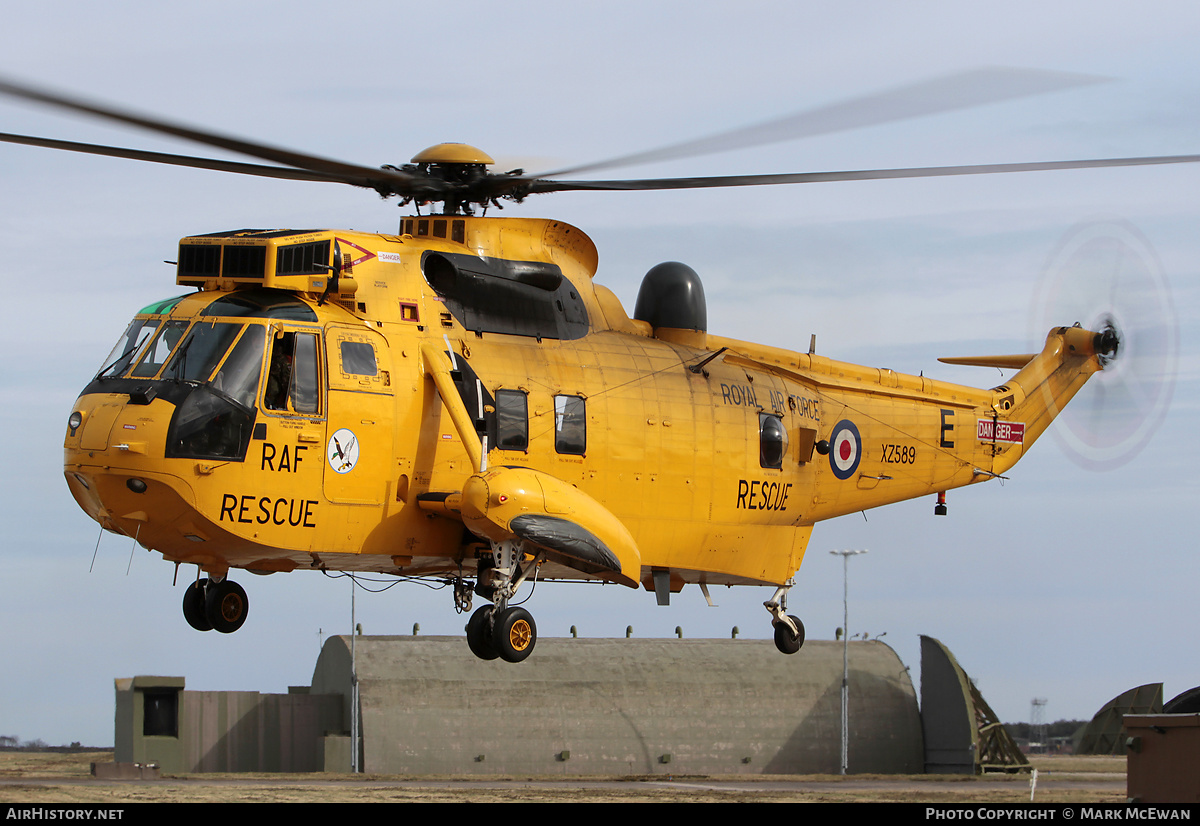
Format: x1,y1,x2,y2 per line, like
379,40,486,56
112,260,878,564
182,575,249,634
765,583,805,655
462,540,542,662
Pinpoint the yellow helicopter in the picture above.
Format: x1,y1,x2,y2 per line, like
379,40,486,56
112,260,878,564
1,71,1191,662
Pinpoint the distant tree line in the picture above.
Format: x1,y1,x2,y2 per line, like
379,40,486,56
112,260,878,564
0,736,86,750
1004,720,1087,741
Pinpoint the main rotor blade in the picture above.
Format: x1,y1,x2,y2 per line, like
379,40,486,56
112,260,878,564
536,68,1108,178
0,132,356,184
0,76,421,190
528,153,1200,193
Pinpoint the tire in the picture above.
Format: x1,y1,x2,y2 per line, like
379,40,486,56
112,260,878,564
494,606,537,663
182,579,212,632
204,579,249,634
773,615,805,655
465,606,500,660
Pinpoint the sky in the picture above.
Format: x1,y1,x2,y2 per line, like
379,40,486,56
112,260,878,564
1,0,1199,748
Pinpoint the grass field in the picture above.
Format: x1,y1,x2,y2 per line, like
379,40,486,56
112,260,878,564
0,751,1126,803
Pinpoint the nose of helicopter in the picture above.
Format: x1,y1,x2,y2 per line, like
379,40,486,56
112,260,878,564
63,391,207,552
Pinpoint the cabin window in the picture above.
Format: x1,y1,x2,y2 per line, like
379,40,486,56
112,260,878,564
264,331,321,415
759,413,788,469
554,395,586,455
339,341,378,376
496,390,528,451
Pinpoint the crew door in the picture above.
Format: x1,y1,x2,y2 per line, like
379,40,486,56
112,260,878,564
323,326,394,505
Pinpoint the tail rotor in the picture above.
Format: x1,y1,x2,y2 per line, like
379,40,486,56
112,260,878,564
1033,219,1178,470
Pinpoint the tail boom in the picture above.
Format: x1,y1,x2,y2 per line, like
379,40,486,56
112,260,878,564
986,324,1110,476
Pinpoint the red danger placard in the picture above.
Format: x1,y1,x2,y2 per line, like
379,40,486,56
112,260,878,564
977,419,1025,444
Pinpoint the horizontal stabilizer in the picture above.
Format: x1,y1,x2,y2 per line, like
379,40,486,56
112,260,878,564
938,353,1036,369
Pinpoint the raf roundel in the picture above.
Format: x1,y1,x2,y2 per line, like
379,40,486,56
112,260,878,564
829,419,862,480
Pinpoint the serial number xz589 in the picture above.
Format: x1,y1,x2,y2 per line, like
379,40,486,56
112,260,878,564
881,443,916,464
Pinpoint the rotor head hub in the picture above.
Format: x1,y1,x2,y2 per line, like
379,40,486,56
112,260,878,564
410,143,494,165
1094,314,1121,368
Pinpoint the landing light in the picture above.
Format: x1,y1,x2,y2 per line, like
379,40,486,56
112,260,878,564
126,478,148,494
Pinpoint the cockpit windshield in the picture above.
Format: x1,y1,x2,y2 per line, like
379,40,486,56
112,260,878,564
130,320,189,378
87,289,323,463
98,316,268,396
96,294,190,379
97,318,160,379
162,322,242,384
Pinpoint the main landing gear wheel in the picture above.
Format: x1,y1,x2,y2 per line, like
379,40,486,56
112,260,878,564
182,579,213,632
465,605,500,661
464,605,538,662
204,579,249,634
773,615,805,655
494,606,537,663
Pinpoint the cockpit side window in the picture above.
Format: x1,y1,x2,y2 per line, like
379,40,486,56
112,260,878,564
212,325,266,409
292,333,320,414
162,322,264,463
264,332,293,411
264,330,322,415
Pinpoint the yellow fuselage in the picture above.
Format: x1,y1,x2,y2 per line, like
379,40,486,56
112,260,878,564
63,216,1104,593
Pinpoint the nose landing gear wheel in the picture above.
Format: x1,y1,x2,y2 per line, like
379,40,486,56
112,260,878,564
495,606,537,663
465,605,500,661
773,615,805,655
182,579,212,632
204,580,249,634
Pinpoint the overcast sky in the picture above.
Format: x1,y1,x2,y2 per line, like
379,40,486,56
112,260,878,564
2,0,1199,748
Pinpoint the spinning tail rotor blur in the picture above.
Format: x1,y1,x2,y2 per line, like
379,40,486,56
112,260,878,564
1032,219,1178,470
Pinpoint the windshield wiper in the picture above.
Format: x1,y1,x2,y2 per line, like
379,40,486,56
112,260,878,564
97,342,141,379
167,336,195,383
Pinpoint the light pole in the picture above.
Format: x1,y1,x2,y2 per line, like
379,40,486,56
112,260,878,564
830,548,868,775
350,578,359,774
